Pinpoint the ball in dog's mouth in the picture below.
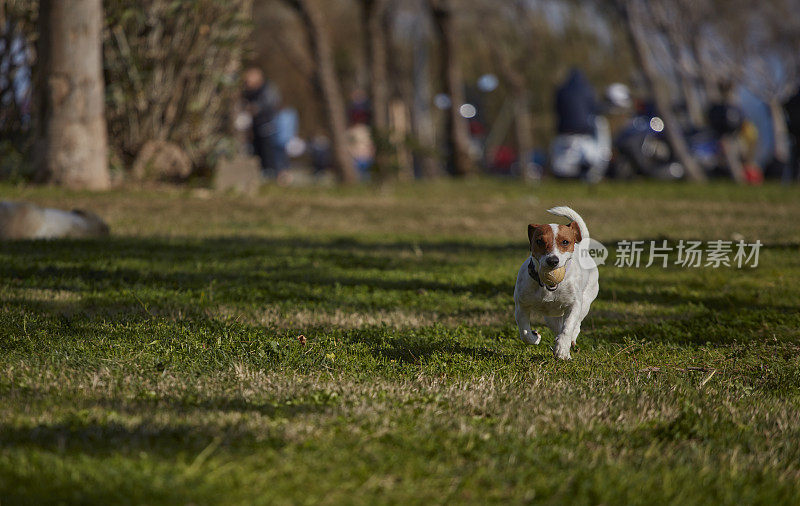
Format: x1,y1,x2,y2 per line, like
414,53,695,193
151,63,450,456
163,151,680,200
542,266,566,288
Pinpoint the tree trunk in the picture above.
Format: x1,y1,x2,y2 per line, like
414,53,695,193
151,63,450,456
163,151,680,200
382,2,413,181
492,46,535,180
513,91,536,181
286,0,357,184
35,0,110,190
360,0,389,133
652,6,706,130
689,34,721,104
622,0,707,182
410,13,439,179
678,72,705,129
429,0,473,176
359,0,393,179
389,97,413,181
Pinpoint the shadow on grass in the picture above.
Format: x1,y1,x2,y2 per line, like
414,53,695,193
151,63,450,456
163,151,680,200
1,235,797,347
336,329,504,364
0,420,268,455
0,390,334,456
601,273,798,314
0,236,515,303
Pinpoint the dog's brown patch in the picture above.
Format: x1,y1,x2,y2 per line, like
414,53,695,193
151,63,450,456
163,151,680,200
555,223,579,253
528,224,554,256
570,221,582,242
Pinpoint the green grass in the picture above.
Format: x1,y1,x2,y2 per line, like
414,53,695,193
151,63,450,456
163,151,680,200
1,180,799,505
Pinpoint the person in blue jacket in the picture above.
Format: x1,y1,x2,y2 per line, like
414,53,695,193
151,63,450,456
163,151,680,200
243,67,283,178
550,68,610,181
556,68,599,136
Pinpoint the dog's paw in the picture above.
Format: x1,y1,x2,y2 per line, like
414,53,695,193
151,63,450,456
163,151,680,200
520,329,541,345
553,340,572,360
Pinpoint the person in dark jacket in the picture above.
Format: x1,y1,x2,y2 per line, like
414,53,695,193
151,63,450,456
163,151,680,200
243,67,283,177
556,68,598,135
550,68,610,181
785,87,800,181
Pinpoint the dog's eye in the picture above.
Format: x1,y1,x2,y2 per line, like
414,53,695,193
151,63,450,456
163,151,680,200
562,240,569,245
536,239,545,247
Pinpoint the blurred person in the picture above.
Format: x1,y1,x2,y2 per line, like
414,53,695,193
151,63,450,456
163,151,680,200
345,123,374,180
605,83,633,112
738,87,775,171
612,99,680,180
0,31,32,129
467,115,487,166
738,120,763,184
490,145,515,174
708,82,744,138
555,69,598,136
242,67,283,178
785,87,800,181
550,68,610,182
310,134,332,175
343,89,374,179
273,107,299,184
348,89,371,126
708,80,747,181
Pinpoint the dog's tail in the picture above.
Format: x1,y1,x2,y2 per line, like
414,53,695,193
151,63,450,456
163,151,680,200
547,206,590,243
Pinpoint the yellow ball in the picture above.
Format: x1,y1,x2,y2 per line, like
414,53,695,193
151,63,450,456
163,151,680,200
543,266,566,287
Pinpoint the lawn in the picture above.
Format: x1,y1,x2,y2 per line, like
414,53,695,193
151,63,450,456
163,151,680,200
1,179,799,505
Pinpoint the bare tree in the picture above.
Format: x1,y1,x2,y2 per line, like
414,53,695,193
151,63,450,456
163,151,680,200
284,0,357,184
491,45,535,180
481,0,539,181
649,0,707,128
35,0,110,189
620,0,707,182
428,0,473,176
647,0,748,182
382,0,414,180
730,0,800,171
409,4,440,179
0,0,36,151
359,0,389,133
358,0,396,179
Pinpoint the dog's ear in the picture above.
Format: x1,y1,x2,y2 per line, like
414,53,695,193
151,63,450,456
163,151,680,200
528,224,540,243
569,221,582,243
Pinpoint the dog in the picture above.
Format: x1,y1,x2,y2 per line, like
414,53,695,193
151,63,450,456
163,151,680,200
513,206,598,360
0,201,110,240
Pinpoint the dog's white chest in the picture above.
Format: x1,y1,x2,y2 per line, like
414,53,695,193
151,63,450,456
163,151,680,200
515,270,574,315
518,288,570,316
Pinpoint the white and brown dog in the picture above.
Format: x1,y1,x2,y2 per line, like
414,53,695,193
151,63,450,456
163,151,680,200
513,206,598,360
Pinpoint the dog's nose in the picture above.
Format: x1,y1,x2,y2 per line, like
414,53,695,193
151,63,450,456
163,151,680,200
546,257,559,267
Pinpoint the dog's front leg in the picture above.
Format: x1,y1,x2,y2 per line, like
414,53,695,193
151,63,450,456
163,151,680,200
515,303,541,345
553,304,581,360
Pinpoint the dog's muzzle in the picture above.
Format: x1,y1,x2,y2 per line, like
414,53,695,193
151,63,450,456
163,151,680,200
528,257,559,291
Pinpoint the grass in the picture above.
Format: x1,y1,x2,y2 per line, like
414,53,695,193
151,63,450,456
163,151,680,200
1,179,799,505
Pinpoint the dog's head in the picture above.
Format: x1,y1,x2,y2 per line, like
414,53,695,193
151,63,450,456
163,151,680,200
527,221,582,275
